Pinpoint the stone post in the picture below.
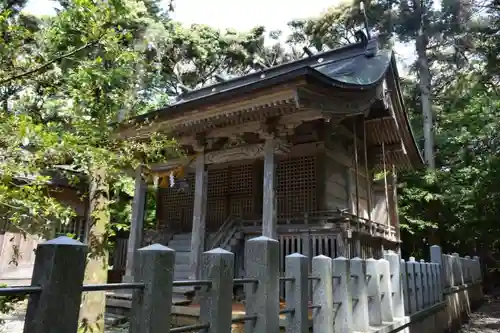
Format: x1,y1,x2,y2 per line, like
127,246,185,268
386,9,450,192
426,263,433,305
332,257,352,333
420,260,429,308
262,138,277,239
407,258,418,314
414,259,423,311
24,237,87,333
285,253,309,333
464,256,471,283
190,151,207,279
430,245,444,294
312,255,334,333
124,166,147,282
378,259,394,322
436,262,444,301
366,258,382,326
400,259,410,315
385,252,404,318
452,253,464,285
432,263,439,303
200,248,234,333
473,256,481,282
350,258,369,332
244,236,280,333
129,244,175,333
445,254,454,287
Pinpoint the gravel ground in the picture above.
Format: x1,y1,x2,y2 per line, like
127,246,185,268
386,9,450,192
458,296,500,333
3,296,500,333
0,301,130,333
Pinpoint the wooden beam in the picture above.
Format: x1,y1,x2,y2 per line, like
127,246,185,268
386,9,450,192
119,88,298,139
295,87,378,116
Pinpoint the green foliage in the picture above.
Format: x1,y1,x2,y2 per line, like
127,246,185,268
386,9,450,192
0,284,25,323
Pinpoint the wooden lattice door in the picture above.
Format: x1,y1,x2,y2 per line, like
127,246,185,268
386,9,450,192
207,168,229,231
160,173,195,233
276,156,317,218
228,164,254,219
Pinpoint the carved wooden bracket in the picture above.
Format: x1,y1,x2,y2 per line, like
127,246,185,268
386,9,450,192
205,142,290,164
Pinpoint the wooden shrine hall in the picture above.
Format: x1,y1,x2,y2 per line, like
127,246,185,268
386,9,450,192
116,35,423,290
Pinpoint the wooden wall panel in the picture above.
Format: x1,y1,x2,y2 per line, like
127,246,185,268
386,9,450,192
372,190,389,225
323,155,350,211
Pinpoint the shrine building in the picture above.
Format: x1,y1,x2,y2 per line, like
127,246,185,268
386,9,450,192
115,34,423,299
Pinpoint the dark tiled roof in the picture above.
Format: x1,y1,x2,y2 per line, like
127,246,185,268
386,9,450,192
132,38,392,122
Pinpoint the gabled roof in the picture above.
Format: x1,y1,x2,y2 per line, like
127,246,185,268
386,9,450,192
132,37,392,123
122,36,424,169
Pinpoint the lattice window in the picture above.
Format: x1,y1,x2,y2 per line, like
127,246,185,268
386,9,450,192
229,164,253,196
207,198,226,230
276,156,317,217
207,169,228,197
162,173,195,230
230,197,254,218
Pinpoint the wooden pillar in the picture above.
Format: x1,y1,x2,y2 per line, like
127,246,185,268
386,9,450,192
123,166,147,282
262,138,277,239
353,121,360,218
363,119,372,221
391,165,401,243
382,143,390,226
190,150,208,279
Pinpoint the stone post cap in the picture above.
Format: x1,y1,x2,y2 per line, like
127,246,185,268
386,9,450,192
204,248,233,255
138,243,175,252
42,236,86,246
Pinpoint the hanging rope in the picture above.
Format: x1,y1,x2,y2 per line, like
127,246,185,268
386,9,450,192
148,152,199,188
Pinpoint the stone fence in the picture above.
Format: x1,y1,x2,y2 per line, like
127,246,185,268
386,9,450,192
0,236,483,333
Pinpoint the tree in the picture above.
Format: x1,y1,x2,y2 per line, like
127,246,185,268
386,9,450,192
1,0,286,330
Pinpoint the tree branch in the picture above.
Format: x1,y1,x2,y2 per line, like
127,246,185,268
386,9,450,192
0,39,101,86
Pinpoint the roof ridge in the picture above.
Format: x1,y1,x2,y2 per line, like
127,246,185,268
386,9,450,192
178,39,377,103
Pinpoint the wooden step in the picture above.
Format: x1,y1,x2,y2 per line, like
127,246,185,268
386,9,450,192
174,272,191,280
168,242,191,252
105,312,128,327
175,252,191,264
170,233,191,241
172,286,196,295
175,263,191,273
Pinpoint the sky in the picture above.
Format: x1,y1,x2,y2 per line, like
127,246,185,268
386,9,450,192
24,0,415,73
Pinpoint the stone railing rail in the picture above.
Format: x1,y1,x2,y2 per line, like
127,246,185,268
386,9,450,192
0,237,482,333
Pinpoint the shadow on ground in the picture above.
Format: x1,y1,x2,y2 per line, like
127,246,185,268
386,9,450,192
459,295,500,332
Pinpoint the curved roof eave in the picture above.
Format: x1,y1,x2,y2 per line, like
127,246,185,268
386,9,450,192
389,53,425,168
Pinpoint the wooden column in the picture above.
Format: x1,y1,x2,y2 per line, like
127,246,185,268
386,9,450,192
353,121,360,218
123,166,147,282
262,138,277,239
382,143,390,226
190,150,208,279
363,119,372,221
391,165,401,244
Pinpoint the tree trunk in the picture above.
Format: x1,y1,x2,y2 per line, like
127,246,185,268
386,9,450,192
413,2,435,170
79,168,109,332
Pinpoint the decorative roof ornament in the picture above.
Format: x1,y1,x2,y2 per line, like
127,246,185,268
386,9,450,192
359,1,371,40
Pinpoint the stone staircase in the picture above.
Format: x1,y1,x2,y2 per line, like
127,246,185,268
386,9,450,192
105,225,245,327
168,233,196,298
